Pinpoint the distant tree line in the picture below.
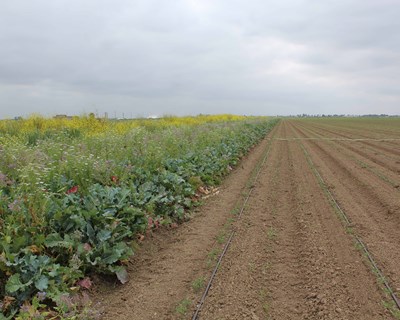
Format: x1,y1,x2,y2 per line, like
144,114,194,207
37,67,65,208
290,114,398,118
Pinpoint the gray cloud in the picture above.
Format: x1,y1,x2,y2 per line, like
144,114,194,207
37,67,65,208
0,0,399,118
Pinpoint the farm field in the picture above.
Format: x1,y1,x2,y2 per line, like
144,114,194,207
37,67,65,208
95,118,400,319
0,115,278,319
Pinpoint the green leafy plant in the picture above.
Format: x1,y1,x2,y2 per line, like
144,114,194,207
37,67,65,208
0,116,279,317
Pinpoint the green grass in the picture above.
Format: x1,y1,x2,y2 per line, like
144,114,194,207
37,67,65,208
206,248,219,268
191,276,206,293
175,298,192,316
216,232,226,244
267,227,277,241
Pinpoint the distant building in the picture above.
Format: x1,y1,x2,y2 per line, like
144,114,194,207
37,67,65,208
54,115,73,119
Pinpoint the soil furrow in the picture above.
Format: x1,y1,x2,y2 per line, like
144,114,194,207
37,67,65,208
286,121,400,294
300,122,399,164
299,122,400,155
295,122,400,166
289,122,400,223
300,121,400,139
200,121,390,319
293,122,400,187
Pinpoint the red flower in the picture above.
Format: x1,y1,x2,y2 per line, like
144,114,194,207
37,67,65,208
111,176,118,183
66,185,78,194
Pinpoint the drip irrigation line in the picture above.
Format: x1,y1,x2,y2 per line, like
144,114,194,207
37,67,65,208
192,134,274,320
191,231,235,320
300,143,400,311
237,141,271,220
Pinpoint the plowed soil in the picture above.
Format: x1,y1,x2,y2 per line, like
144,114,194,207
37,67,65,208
94,119,400,319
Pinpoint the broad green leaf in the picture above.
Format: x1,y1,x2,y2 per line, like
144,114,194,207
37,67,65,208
114,266,129,284
5,274,31,293
44,233,73,248
86,223,95,241
35,275,49,291
101,250,121,265
96,229,111,242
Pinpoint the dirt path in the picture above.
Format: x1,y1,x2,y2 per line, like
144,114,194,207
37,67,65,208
95,120,397,319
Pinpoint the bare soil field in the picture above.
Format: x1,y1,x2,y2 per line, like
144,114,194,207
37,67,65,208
94,118,400,319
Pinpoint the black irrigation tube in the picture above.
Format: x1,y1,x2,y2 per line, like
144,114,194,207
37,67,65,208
299,143,400,311
191,131,275,320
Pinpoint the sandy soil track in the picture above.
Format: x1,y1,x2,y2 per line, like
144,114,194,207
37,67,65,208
95,119,399,319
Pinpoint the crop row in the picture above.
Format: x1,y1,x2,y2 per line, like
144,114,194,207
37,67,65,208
0,116,279,318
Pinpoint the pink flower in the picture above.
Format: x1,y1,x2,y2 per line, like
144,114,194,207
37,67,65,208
77,277,92,290
83,243,92,252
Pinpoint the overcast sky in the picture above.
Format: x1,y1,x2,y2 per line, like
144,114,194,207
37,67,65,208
0,0,399,118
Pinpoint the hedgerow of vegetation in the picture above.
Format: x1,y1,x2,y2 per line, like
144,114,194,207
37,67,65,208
0,115,279,318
